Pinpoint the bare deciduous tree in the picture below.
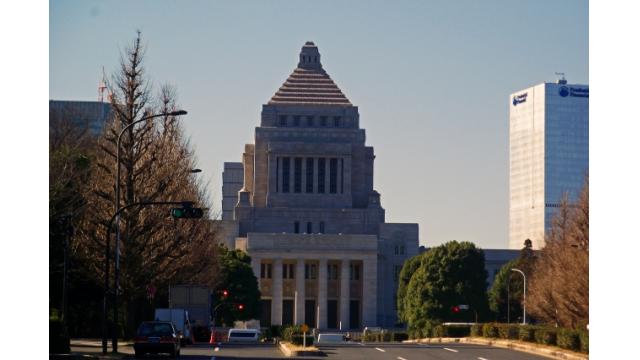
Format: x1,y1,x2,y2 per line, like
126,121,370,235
528,178,589,329
75,31,219,335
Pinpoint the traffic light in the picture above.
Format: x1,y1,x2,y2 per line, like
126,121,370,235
170,206,204,219
237,304,244,311
451,306,460,313
222,289,229,298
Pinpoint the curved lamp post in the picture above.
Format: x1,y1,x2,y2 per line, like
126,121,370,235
108,110,187,353
510,268,526,325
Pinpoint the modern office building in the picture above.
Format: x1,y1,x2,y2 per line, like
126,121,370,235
219,42,419,329
508,78,589,250
49,100,112,135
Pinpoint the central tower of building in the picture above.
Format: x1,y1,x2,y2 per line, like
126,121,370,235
221,42,418,329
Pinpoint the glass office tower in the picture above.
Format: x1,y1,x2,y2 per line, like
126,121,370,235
509,79,588,249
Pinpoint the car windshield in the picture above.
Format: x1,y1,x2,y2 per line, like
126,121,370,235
137,323,174,336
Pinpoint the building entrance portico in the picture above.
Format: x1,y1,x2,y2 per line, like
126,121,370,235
236,233,377,329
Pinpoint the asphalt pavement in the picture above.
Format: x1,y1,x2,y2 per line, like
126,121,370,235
318,342,549,360
70,340,551,360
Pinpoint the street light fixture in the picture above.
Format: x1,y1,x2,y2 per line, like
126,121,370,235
110,109,187,353
511,268,527,325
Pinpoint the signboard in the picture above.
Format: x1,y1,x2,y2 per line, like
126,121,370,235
559,86,589,98
512,92,528,106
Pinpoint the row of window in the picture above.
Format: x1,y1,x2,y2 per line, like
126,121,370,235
294,221,325,234
394,245,406,255
259,263,361,281
277,157,344,194
279,115,346,128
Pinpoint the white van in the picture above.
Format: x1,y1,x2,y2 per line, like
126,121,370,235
227,328,260,342
316,333,346,344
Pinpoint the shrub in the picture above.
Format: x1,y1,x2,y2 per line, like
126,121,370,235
497,324,519,340
270,325,283,338
578,330,589,353
470,324,482,337
557,329,580,351
482,323,499,338
282,325,302,341
291,335,315,346
430,325,443,337
443,325,471,337
534,327,557,346
392,332,409,342
518,326,536,342
49,313,70,354
382,331,392,342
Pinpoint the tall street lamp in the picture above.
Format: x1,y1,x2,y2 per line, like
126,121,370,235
111,109,187,353
511,268,527,325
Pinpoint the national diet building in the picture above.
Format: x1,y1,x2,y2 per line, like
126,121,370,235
219,42,418,329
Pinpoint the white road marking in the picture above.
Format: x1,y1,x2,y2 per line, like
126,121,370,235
478,357,489,360
397,357,408,360
375,347,386,352
444,347,459,353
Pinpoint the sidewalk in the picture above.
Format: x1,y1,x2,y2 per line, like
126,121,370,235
49,339,132,360
404,337,588,360
71,339,133,348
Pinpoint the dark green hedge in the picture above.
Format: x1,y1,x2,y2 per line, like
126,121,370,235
472,324,588,354
470,324,482,337
482,323,499,338
534,327,557,345
518,325,536,342
363,331,409,342
291,335,315,346
392,332,409,342
557,329,580,351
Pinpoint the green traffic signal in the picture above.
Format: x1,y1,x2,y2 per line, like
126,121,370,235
170,207,204,219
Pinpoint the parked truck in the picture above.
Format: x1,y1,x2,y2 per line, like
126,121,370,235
168,285,211,327
154,308,193,345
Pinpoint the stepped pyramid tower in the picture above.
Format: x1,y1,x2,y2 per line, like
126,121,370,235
220,42,418,329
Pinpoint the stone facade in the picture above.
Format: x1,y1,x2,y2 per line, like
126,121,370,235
220,42,419,329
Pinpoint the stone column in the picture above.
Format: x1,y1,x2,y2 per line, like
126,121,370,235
271,258,283,325
362,257,378,326
339,259,350,330
338,158,343,194
301,158,307,194
317,258,327,329
313,158,318,193
295,258,305,325
324,158,330,193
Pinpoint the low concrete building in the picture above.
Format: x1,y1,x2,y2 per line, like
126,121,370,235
219,42,419,329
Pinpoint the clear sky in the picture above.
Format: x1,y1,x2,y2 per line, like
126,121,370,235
49,0,588,249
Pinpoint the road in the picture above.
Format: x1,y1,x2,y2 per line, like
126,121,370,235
70,341,550,359
317,342,548,360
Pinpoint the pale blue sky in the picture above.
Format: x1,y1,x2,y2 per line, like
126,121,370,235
49,0,588,249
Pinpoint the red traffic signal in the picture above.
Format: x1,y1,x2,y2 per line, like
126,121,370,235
452,306,460,313
222,289,229,297
237,304,244,311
